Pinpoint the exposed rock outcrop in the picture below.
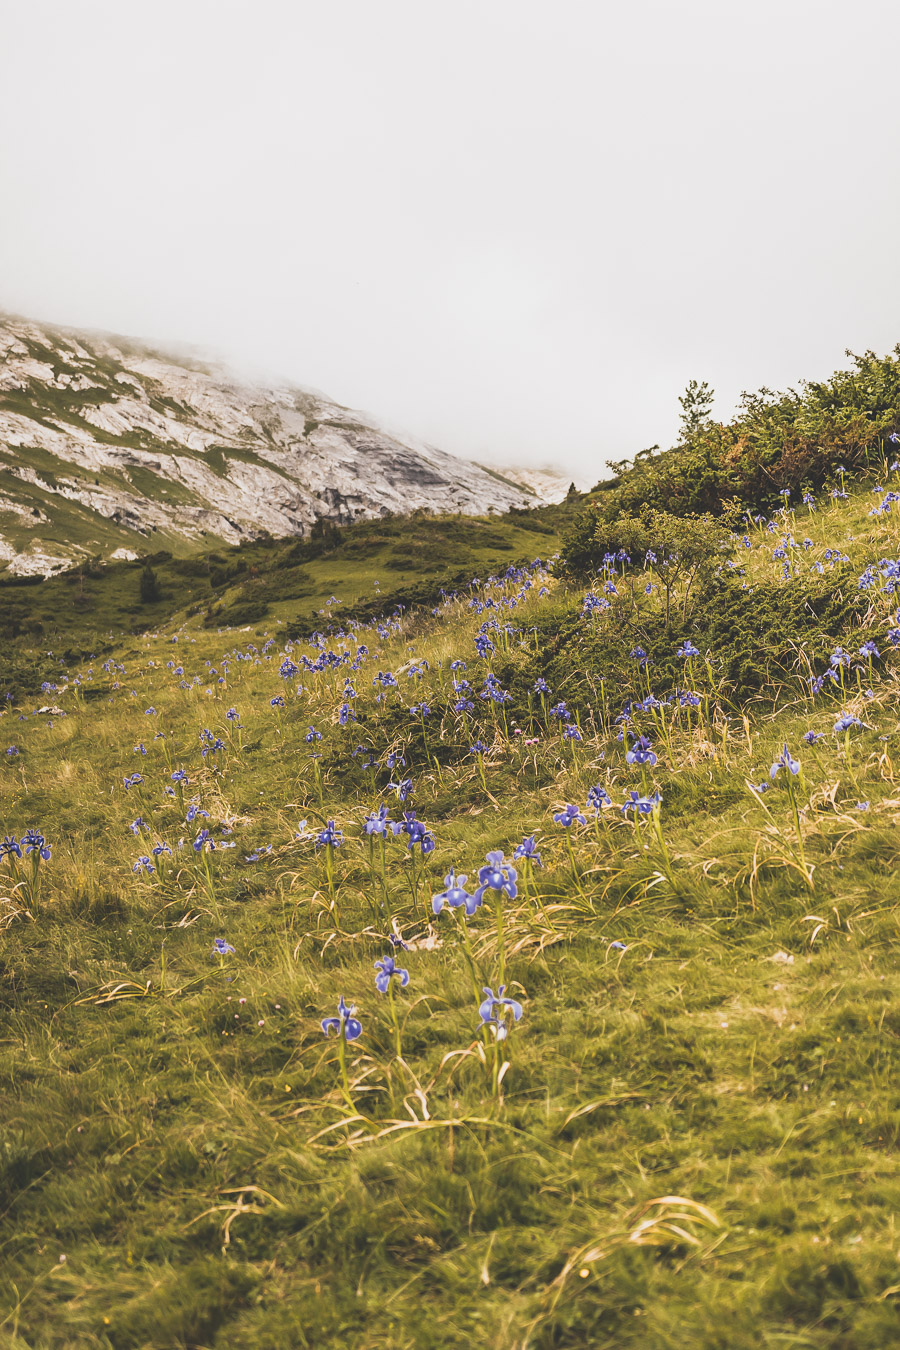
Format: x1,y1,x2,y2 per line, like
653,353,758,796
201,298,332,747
0,316,538,574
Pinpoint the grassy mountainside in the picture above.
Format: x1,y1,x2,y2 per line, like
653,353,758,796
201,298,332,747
2,449,900,1347
0,499,578,692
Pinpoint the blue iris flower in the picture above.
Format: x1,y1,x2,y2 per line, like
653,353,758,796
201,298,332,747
479,986,524,1040
622,791,661,815
364,804,394,837
1,836,22,860
677,641,699,658
132,856,154,874
802,730,824,745
626,734,657,767
210,938,235,957
432,868,478,916
316,821,344,848
472,851,518,906
770,744,800,779
586,784,612,812
554,804,586,828
321,995,362,1041
513,835,542,866
374,955,410,993
834,714,864,733
21,829,51,860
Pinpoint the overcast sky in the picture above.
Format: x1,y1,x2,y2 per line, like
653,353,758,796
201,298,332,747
2,1,899,485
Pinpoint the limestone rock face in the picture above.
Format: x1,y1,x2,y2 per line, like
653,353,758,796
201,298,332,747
0,316,537,575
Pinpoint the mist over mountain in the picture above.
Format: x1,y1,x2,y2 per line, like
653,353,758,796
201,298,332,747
0,316,557,576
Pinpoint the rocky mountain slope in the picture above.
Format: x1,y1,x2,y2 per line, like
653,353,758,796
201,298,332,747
0,316,538,575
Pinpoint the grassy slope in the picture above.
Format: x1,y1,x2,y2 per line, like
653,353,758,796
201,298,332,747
1,483,900,1347
0,503,574,655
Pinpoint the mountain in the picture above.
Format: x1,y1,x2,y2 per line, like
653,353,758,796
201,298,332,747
484,465,574,503
0,315,537,576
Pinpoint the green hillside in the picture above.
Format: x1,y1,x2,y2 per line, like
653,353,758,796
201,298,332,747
4,355,900,1347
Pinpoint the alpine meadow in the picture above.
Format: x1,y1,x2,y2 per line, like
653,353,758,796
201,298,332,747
6,346,900,1350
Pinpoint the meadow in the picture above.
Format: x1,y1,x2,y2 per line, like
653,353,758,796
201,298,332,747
2,452,900,1347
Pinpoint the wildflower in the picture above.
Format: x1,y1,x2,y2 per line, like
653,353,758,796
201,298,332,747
316,821,344,848
270,695,285,707
21,829,50,860
132,856,155,875
677,642,699,658
473,850,518,905
389,777,414,802
305,726,322,744
374,955,410,993
834,714,864,733
0,836,22,859
395,811,435,854
171,769,189,785
5,746,18,756
856,801,870,811
860,640,881,660
225,707,241,722
629,646,649,669
770,744,800,779
364,804,394,837
802,730,824,745
432,868,478,916
513,835,543,866
586,784,612,812
193,828,213,852
386,751,406,770
622,790,661,815
469,740,489,756
123,773,143,790
548,701,569,720
478,985,523,1040
626,734,657,767
151,841,172,857
554,803,586,828
211,938,235,958
533,678,550,694
321,995,362,1041
128,817,146,835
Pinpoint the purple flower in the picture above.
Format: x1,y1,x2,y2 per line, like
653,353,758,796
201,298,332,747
513,835,542,867
432,868,478,916
316,821,344,848
374,955,410,993
622,791,661,816
586,784,612,812
770,744,800,779
321,995,362,1041
21,829,50,860
626,734,657,767
554,803,586,828
478,985,523,1040
472,850,517,907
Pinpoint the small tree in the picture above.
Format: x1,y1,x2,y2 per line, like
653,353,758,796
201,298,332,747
139,564,161,604
678,379,715,440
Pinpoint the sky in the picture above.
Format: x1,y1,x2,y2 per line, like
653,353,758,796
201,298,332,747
2,0,900,487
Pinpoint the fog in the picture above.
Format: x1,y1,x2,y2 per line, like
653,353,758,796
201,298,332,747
2,0,899,485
